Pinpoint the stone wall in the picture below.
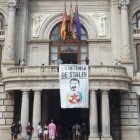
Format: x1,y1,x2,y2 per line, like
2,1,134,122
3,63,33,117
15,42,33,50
120,92,139,140
0,91,14,126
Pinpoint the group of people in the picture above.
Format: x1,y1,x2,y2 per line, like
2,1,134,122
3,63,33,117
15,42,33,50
72,122,88,140
10,121,22,140
11,120,57,140
37,120,57,140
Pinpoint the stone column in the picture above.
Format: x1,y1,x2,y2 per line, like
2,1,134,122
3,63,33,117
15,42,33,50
110,0,121,60
33,90,41,137
119,0,131,62
21,90,29,138
101,90,112,140
2,0,17,65
89,90,99,140
20,0,29,60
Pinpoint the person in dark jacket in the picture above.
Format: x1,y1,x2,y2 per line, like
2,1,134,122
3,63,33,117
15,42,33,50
10,122,16,140
26,122,34,140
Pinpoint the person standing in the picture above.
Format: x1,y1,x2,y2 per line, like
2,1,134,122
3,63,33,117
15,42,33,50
81,122,87,140
10,122,16,140
85,57,89,65
26,122,34,140
43,122,48,140
37,122,43,140
57,57,63,65
48,120,56,140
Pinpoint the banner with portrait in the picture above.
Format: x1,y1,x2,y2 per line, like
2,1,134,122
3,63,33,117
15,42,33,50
59,64,89,108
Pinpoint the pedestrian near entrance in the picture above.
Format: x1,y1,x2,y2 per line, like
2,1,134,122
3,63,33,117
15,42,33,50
48,120,56,140
43,122,48,140
26,122,34,140
81,122,87,140
37,122,43,140
10,122,16,140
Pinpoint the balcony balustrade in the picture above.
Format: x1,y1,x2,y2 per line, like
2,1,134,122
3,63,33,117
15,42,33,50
133,28,140,38
2,65,131,91
2,65,128,80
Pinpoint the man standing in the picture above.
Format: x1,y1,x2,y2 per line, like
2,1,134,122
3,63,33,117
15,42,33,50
26,122,34,140
48,120,56,140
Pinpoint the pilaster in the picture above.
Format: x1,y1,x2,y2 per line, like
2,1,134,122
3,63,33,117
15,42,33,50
2,0,17,65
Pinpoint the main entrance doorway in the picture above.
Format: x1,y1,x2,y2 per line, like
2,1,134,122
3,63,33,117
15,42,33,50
42,90,89,140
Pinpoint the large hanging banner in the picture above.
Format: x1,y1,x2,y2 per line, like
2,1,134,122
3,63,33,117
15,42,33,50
59,64,89,108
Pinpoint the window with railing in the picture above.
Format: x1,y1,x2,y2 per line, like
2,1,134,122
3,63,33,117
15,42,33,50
132,11,140,35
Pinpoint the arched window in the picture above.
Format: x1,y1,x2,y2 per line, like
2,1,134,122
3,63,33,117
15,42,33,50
49,22,88,64
132,11,140,29
0,13,6,30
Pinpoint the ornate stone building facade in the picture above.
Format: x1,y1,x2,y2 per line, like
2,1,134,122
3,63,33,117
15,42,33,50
0,0,140,140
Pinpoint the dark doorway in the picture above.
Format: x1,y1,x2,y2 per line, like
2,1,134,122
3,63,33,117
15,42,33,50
42,90,89,140
60,53,77,64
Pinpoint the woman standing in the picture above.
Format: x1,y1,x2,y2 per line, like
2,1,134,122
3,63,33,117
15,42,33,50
43,122,48,140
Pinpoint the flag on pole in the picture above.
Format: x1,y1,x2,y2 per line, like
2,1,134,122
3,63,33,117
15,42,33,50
60,1,67,40
74,3,81,41
69,1,75,39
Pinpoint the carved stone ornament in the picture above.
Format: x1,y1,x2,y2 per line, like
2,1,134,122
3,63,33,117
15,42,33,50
91,14,106,37
32,14,50,38
8,0,17,8
118,0,129,7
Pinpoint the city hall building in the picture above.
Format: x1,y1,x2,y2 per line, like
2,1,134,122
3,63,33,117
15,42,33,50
0,0,140,140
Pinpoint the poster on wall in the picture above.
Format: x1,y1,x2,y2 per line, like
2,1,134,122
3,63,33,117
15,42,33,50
59,64,89,108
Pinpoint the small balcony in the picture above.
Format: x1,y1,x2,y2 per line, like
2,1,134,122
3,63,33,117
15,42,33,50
133,28,140,38
2,65,131,91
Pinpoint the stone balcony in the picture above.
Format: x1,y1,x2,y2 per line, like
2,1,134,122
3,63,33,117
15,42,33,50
133,28,140,38
2,65,131,91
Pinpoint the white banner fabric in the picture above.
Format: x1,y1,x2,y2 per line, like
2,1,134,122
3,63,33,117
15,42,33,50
59,64,89,108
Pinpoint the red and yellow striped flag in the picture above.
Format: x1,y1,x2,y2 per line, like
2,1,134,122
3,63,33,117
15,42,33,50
69,3,75,39
60,11,67,40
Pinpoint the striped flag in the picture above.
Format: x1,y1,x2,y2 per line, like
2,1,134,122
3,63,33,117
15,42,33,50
74,4,81,41
60,10,67,40
69,2,75,39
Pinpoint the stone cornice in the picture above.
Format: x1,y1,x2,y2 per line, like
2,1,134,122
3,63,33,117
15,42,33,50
28,39,50,44
87,39,111,43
